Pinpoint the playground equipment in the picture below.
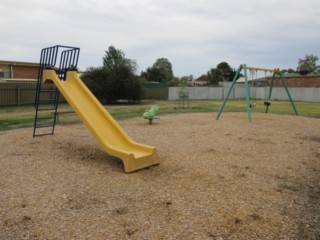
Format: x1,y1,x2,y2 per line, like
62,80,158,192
33,46,159,173
178,86,189,109
33,45,80,137
143,105,159,124
216,64,299,122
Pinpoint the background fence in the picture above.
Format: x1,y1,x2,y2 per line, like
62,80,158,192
1,83,319,106
144,87,168,100
0,82,66,106
169,86,320,102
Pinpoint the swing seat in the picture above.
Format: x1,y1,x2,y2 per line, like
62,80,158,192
264,101,271,106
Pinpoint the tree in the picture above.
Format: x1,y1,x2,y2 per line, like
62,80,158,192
82,66,118,102
229,68,241,81
207,68,223,85
166,75,193,87
142,67,166,83
83,45,143,103
180,75,193,81
297,54,319,75
103,45,138,73
152,58,174,82
142,58,174,83
217,62,233,81
167,77,181,87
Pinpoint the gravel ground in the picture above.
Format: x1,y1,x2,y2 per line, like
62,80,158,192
0,112,319,240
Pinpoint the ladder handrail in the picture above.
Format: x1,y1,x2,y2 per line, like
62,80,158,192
33,45,80,137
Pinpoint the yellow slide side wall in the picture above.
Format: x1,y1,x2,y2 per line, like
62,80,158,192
42,70,159,172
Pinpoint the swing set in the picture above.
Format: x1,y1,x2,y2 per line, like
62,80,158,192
216,64,299,122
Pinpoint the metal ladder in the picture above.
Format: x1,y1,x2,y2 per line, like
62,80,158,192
33,45,80,137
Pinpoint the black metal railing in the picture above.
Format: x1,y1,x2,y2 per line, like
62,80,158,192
33,45,80,137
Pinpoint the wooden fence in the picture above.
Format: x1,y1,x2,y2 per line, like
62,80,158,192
0,82,66,106
0,82,169,106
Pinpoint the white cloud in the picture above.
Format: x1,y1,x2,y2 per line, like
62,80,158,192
0,0,320,76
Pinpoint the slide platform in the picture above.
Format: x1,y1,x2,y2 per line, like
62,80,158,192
42,70,159,173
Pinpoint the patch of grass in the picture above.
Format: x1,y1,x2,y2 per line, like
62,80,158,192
0,100,320,131
0,116,35,130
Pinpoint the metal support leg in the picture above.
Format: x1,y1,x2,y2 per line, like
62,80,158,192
216,64,242,120
279,73,299,115
243,64,251,122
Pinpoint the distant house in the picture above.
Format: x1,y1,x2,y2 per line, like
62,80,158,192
189,75,209,86
267,74,320,88
236,76,269,86
236,74,320,88
0,60,39,82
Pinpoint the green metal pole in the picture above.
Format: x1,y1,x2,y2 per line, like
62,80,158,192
243,64,251,122
279,73,299,115
216,65,242,120
265,73,275,113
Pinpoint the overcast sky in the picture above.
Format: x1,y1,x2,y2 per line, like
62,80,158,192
1,0,320,77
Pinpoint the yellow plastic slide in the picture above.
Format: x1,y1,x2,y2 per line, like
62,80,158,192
42,70,159,173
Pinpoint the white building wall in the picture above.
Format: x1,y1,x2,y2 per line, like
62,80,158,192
168,86,320,102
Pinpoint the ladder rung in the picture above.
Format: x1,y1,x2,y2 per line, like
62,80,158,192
33,133,54,137
40,89,58,93
37,108,56,111
35,124,54,128
42,99,57,102
38,101,57,105
39,101,55,105
36,116,55,120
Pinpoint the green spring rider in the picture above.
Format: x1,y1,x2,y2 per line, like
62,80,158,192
143,105,159,124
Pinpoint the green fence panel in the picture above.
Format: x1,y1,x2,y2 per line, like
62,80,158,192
143,87,168,100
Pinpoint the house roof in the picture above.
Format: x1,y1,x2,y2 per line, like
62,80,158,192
236,76,267,83
0,60,39,67
189,75,209,85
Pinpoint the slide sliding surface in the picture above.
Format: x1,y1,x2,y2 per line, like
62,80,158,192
42,70,159,173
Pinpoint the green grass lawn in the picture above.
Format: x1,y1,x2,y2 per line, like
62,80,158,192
0,100,319,131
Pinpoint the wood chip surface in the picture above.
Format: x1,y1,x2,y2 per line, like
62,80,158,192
0,112,319,240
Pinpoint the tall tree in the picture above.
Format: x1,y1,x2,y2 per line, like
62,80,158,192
83,45,143,103
152,58,174,82
103,45,137,73
142,58,174,83
180,75,193,82
142,67,166,82
217,62,233,81
207,68,223,85
297,54,319,74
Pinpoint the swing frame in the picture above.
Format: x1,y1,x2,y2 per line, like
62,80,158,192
249,69,257,106
215,64,298,122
